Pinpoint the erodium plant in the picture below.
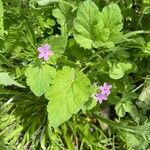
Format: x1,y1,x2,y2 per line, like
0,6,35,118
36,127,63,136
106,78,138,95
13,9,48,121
1,0,150,149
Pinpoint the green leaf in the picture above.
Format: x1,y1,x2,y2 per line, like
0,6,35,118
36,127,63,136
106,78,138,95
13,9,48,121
0,73,25,88
115,101,140,123
73,1,123,49
47,35,67,55
101,3,123,42
44,35,67,64
52,2,75,35
0,0,4,39
73,0,101,49
121,131,149,149
25,64,57,96
82,98,97,111
108,62,133,79
67,39,91,60
82,84,97,111
139,85,150,104
45,66,91,127
115,102,126,117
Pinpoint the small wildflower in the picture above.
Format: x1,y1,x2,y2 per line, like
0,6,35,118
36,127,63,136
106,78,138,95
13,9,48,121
95,82,112,103
99,82,112,96
95,93,107,103
37,43,54,61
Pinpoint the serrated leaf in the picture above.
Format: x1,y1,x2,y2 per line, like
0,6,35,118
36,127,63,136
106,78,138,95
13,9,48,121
101,3,123,42
67,39,91,60
0,73,25,88
73,1,123,49
73,0,100,49
25,64,56,96
45,66,91,127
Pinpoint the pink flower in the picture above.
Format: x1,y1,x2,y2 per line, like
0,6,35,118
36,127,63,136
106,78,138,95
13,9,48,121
95,82,112,103
37,44,54,61
95,93,107,103
99,82,112,96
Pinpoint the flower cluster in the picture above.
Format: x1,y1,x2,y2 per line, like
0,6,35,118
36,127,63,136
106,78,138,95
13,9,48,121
95,82,112,103
37,44,54,61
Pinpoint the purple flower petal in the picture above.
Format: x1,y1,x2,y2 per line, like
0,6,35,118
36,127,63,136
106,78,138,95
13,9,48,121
95,93,107,103
99,82,112,96
43,43,49,50
95,82,112,103
43,55,49,61
38,53,44,58
37,44,54,61
37,47,44,52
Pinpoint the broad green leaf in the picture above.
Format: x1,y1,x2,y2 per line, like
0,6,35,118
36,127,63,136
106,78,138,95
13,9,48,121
25,64,56,96
73,1,123,49
108,62,133,79
101,3,123,42
67,39,91,60
0,0,4,39
116,101,140,122
123,101,140,123
45,66,91,127
93,21,114,48
0,73,25,88
73,0,101,49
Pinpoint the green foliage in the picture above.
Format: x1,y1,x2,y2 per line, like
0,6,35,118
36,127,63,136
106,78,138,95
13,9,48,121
120,131,149,149
100,3,123,42
0,73,24,88
25,64,57,96
1,0,150,149
45,66,91,127
108,61,133,79
53,2,76,35
73,1,123,49
44,35,67,64
0,0,3,39
139,85,150,103
73,0,101,49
